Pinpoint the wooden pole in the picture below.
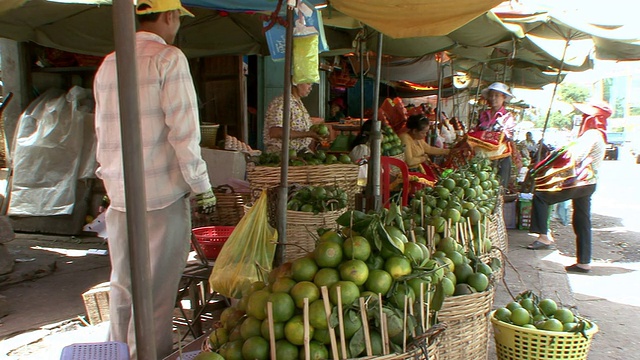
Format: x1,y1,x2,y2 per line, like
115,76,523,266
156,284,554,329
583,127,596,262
321,286,339,360
267,302,276,360
359,297,373,356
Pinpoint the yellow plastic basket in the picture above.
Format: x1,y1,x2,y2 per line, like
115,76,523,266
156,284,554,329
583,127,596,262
490,311,599,360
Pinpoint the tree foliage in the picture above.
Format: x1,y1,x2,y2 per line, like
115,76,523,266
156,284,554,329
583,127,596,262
558,83,590,104
534,111,573,130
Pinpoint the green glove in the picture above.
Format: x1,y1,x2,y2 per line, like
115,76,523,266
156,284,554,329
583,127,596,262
195,188,217,214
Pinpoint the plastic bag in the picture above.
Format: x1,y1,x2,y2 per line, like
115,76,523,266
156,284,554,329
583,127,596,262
293,34,320,85
209,190,277,298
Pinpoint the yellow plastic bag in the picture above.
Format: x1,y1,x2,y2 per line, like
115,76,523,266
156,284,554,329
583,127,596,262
209,190,277,298
293,34,320,85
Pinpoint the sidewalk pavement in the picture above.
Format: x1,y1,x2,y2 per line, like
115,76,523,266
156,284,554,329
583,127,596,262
1,229,635,359
497,228,638,360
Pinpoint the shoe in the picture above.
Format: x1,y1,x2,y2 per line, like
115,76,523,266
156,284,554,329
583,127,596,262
526,240,555,250
565,264,591,273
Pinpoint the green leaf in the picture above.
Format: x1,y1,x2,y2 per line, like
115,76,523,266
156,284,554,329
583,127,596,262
431,281,445,312
378,223,403,255
329,307,339,328
349,328,366,357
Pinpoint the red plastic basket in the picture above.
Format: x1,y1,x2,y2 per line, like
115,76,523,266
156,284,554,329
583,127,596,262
192,226,235,260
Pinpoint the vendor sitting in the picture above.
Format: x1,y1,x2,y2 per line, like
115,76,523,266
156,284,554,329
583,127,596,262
400,115,449,173
263,82,323,153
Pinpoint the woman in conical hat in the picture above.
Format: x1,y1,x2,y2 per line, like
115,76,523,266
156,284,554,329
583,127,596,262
527,101,611,274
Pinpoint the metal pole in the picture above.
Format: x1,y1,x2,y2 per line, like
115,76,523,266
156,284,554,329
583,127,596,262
359,36,365,126
365,32,383,210
540,39,569,144
112,0,156,358
275,3,295,266
433,54,445,146
471,62,486,127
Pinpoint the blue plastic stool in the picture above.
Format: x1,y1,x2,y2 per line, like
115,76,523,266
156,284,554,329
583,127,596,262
60,341,129,360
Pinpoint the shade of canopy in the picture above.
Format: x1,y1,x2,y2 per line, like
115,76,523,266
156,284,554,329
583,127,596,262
498,12,640,61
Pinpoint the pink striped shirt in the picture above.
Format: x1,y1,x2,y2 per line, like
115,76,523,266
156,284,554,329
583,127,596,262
94,32,211,211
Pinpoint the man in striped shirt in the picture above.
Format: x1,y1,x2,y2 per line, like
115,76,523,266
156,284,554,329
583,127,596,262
93,0,216,357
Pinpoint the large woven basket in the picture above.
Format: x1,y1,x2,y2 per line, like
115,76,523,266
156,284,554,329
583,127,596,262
246,164,360,208
359,323,445,360
479,247,505,283
210,184,251,226
436,286,496,360
283,208,346,262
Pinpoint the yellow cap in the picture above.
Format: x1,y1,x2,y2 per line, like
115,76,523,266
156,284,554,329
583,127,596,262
136,0,194,17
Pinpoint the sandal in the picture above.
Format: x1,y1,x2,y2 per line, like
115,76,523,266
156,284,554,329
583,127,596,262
565,264,591,273
526,240,555,250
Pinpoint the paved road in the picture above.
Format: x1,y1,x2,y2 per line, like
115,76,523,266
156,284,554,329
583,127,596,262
539,145,640,359
592,145,640,232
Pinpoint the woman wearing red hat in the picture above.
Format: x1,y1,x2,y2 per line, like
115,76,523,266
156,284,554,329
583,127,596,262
527,101,612,274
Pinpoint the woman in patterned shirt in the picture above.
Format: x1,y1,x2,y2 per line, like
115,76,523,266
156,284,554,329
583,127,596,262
527,101,611,274
263,82,323,153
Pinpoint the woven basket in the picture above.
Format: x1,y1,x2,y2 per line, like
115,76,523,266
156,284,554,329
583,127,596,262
210,185,250,226
200,124,220,148
283,208,347,262
436,286,496,360
358,323,445,360
247,163,360,208
479,247,505,283
488,195,508,253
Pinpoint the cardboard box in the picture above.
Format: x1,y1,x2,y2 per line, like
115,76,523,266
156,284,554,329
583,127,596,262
82,282,110,325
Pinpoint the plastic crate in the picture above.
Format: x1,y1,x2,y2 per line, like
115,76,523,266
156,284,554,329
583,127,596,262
491,311,598,360
192,226,235,260
60,341,129,360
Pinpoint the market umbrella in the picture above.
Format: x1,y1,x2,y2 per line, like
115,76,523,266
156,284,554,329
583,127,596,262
496,11,640,142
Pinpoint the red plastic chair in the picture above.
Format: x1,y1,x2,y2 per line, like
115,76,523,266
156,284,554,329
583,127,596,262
380,156,410,207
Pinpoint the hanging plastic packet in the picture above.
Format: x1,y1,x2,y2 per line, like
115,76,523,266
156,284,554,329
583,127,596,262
209,190,277,298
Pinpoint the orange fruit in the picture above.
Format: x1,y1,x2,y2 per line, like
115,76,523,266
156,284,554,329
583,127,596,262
242,336,269,360
339,259,369,286
267,292,295,323
384,256,412,280
314,240,343,268
246,289,271,320
365,269,393,295
319,230,344,245
240,316,263,339
271,277,297,293
313,267,340,289
329,280,360,306
290,281,320,309
285,314,315,346
343,235,372,261
291,256,318,282
308,299,328,329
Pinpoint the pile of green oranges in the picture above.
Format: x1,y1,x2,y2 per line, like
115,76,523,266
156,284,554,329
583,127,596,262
208,222,440,360
493,293,594,333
